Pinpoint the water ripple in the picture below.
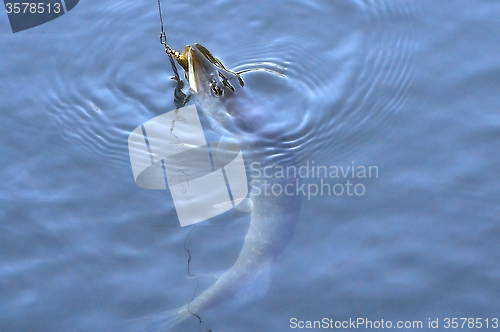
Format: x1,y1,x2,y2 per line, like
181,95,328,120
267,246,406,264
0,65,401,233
221,0,421,164
43,0,420,188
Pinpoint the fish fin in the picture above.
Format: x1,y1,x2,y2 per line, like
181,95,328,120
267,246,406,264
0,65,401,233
234,197,253,213
146,305,190,332
230,261,272,308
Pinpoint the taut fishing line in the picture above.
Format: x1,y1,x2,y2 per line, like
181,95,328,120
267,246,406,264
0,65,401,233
157,0,190,108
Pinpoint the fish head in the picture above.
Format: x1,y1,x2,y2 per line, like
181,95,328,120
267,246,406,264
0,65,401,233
176,43,244,96
173,44,250,134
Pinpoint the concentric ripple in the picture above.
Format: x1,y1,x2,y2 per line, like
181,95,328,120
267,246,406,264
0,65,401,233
43,0,421,185
219,0,421,164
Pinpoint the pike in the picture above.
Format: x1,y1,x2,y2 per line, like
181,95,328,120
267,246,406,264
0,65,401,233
149,44,302,331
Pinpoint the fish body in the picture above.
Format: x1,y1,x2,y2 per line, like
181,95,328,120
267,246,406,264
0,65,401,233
150,44,302,330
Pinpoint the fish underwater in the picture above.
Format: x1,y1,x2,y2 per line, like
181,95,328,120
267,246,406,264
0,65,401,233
148,43,302,331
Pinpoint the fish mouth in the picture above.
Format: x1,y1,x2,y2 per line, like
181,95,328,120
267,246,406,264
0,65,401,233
173,43,244,94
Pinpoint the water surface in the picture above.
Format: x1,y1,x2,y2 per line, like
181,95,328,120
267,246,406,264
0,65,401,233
1,0,499,331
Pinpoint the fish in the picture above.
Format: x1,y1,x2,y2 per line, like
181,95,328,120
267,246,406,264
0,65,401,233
149,44,302,331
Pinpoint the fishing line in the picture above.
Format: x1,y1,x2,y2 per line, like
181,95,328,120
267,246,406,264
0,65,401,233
183,225,206,331
157,0,180,83
156,2,209,330
157,0,190,108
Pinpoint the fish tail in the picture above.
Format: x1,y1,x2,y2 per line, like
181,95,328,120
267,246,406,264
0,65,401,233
146,305,191,332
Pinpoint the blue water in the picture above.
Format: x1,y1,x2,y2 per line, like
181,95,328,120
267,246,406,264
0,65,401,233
1,0,499,331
